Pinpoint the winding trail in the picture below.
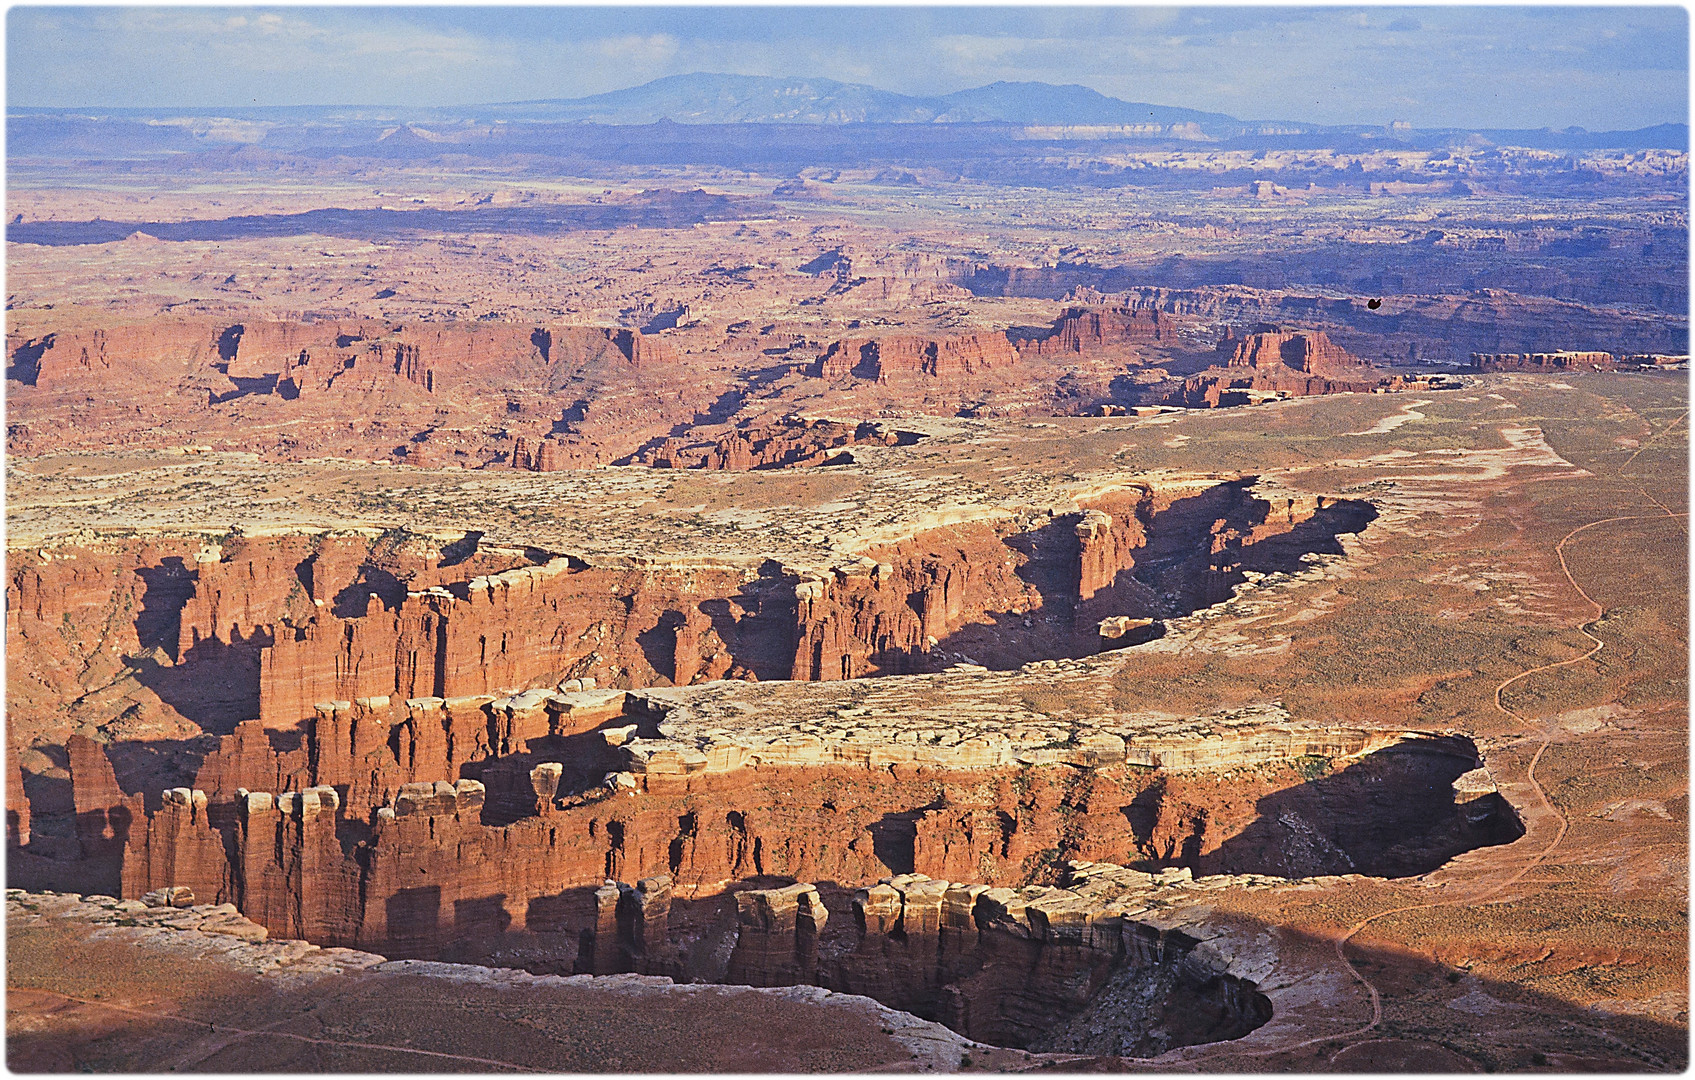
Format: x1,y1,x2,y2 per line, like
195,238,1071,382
1308,505,1685,1066
1282,394,1691,1065
1121,498,1687,1072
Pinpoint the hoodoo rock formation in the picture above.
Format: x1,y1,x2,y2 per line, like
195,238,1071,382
94,702,1518,1004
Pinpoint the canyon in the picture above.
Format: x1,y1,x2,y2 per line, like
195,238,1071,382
6,475,1369,748
6,465,1534,1057
5,305,1452,469
8,363,1688,1071
6,79,1688,1072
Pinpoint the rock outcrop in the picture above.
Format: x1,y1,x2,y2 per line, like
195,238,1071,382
254,557,774,725
717,865,1274,1054
68,733,132,860
637,417,917,470
1168,324,1382,408
1470,351,1619,371
6,317,683,465
108,700,1520,959
813,334,1019,381
7,478,1375,756
1014,307,1169,356
727,883,829,986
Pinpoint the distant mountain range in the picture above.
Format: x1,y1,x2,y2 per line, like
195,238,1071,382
8,73,1687,156
485,73,1245,130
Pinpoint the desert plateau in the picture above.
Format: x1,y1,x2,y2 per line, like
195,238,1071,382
4,7,1689,1074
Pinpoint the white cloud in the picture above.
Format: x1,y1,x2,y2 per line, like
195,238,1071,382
4,6,1685,128
594,33,681,66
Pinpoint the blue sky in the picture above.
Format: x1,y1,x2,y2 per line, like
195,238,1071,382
6,6,1688,130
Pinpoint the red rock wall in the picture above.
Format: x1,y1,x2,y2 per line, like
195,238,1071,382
8,317,675,462
791,491,1158,681
235,796,363,945
111,753,1329,956
5,535,539,756
19,320,220,390
256,559,761,726
225,321,663,386
1470,351,1618,371
812,333,1019,381
7,540,203,743
112,700,1498,960
68,733,130,858
1165,327,1381,408
1018,307,1168,357
176,537,321,657
119,794,228,905
1217,325,1371,376
790,525,1047,680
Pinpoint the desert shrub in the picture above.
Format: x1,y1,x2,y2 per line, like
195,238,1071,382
1292,755,1332,782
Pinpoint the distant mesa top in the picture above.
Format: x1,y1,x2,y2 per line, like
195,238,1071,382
7,74,1688,155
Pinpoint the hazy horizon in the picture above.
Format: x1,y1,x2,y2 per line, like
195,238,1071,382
6,6,1689,131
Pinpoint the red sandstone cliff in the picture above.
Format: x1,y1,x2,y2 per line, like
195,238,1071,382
1015,307,1168,357
21,321,220,391
1167,325,1381,408
813,333,1018,381
108,714,1499,962
1470,351,1618,372
255,557,765,725
6,317,684,465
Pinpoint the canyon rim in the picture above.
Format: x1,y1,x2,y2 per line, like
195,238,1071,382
5,5,1689,1074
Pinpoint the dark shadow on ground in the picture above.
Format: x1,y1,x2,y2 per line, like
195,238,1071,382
1187,736,1525,879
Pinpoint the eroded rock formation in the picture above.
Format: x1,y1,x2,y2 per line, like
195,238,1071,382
1470,351,1619,372
1013,306,1169,357
109,701,1520,960
8,478,1369,758
5,317,685,465
813,333,1020,381
636,417,918,470
7,301,1457,468
1167,325,1382,408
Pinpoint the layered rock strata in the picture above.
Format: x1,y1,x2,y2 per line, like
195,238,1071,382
736,863,1274,1053
5,317,688,465
1470,351,1619,371
106,696,1518,959
10,477,1363,748
1167,325,1382,408
1012,307,1169,356
813,333,1021,381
